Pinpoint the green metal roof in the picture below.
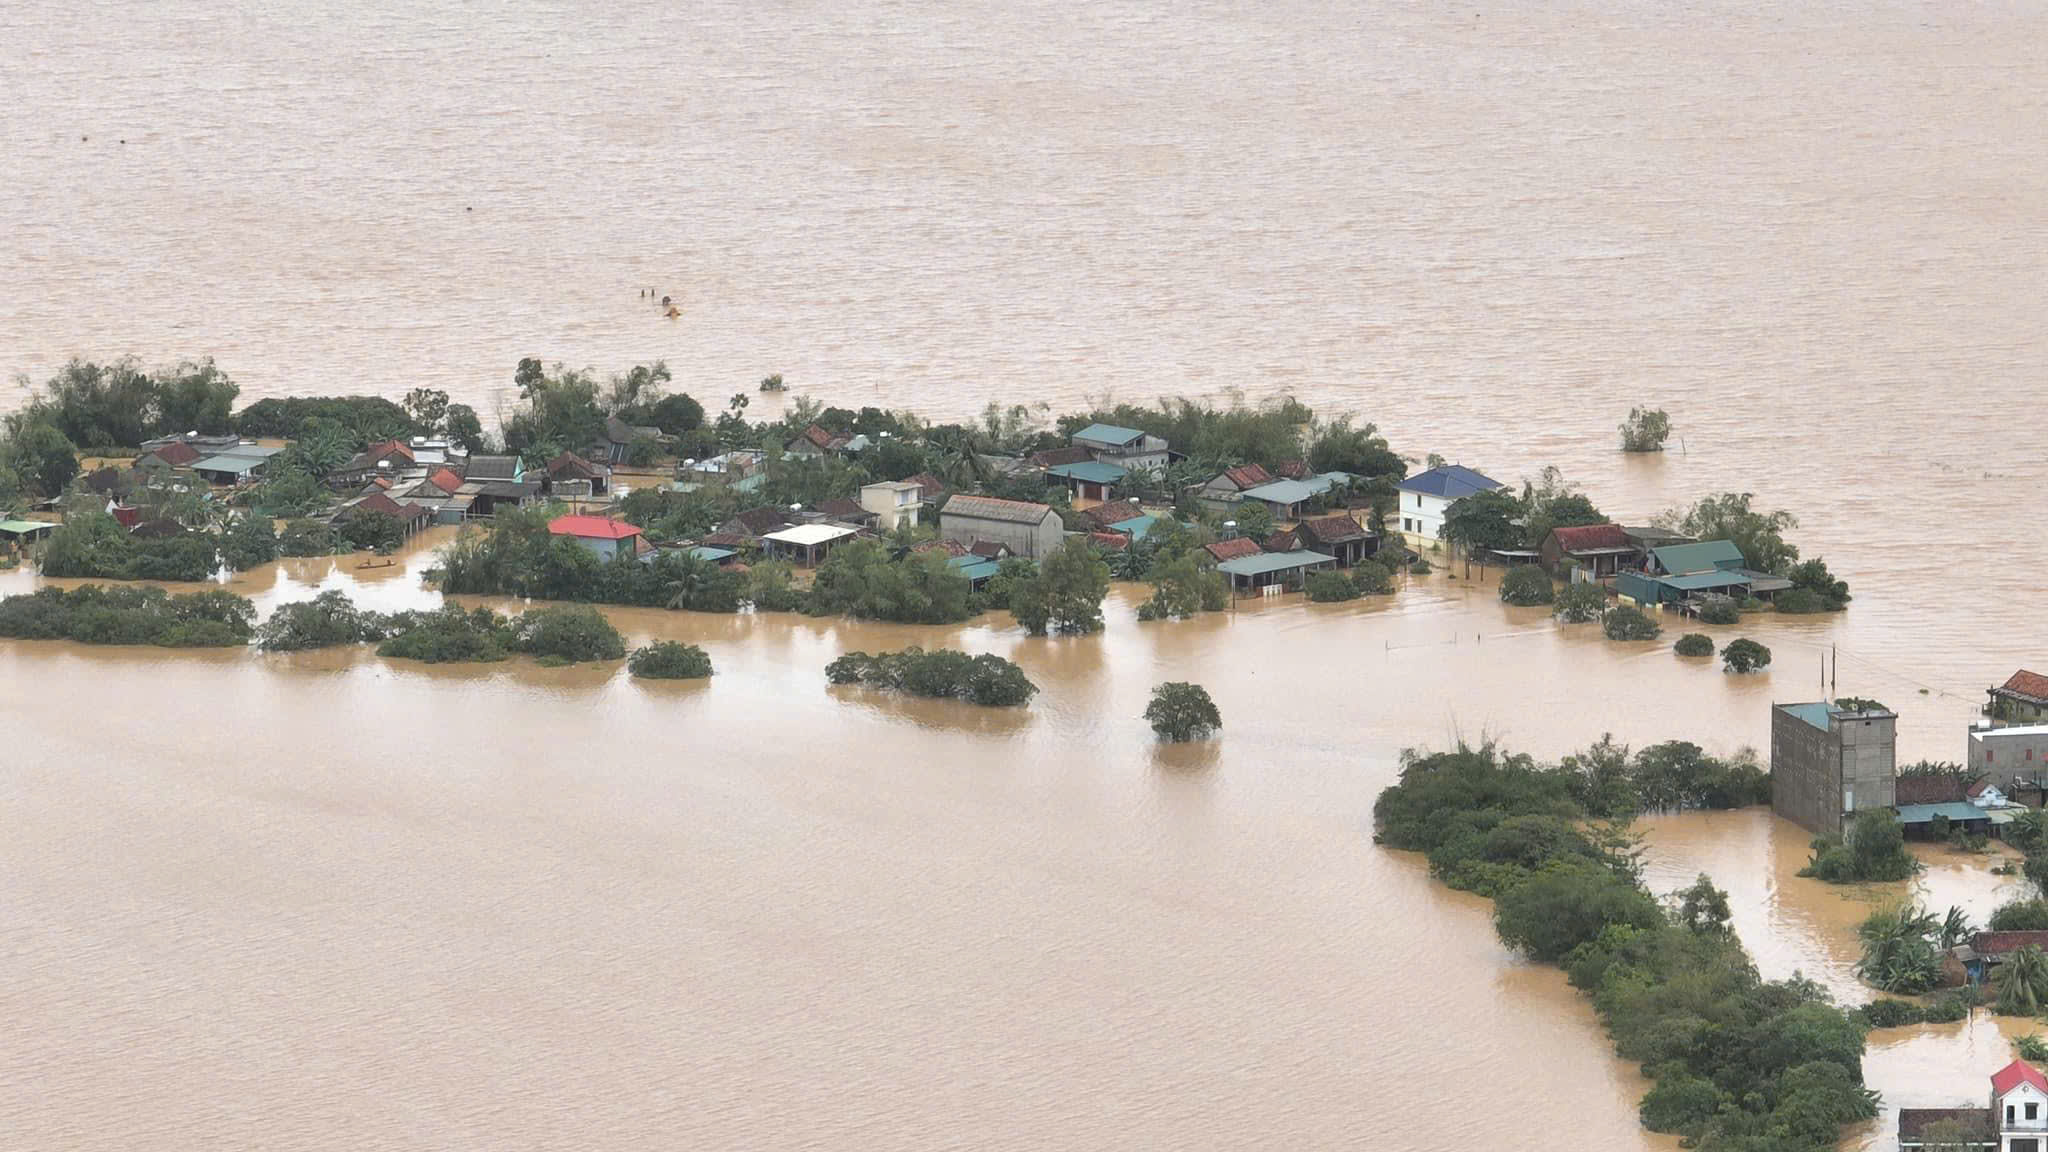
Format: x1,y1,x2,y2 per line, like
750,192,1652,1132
1659,569,1752,591
1072,423,1147,447
1651,539,1744,574
1214,550,1338,577
688,546,736,562
1783,702,1834,731
950,558,1001,582
1045,460,1128,484
0,519,55,536
1895,802,1986,825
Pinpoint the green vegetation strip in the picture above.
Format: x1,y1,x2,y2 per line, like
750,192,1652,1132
1373,742,1875,1151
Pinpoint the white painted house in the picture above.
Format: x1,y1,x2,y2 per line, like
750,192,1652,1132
1899,1058,2048,1150
859,480,923,531
1394,464,1505,544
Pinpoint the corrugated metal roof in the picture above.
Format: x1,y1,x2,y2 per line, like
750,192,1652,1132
1895,802,1985,825
1659,569,1752,591
1238,479,1316,504
1072,423,1147,447
1651,539,1744,573
0,519,55,535
942,495,1057,525
688,546,736,562
948,557,1001,582
1045,460,1128,484
192,454,264,474
1214,550,1338,577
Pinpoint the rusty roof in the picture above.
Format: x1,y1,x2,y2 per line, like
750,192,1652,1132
1550,523,1631,552
1204,538,1263,562
1999,670,2048,704
942,495,1057,525
1296,515,1368,545
1222,463,1273,489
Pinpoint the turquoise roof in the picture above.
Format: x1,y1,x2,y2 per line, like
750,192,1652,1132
1302,471,1354,495
1652,539,1744,574
688,546,736,562
1895,802,1985,825
1073,423,1148,447
951,558,1001,583
1045,460,1128,484
0,519,54,535
1238,479,1317,505
1659,569,1752,592
1783,702,1834,731
1116,513,1160,541
1214,550,1338,577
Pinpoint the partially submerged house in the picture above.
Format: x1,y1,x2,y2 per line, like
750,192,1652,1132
1293,515,1375,567
938,495,1064,559
1203,537,1263,565
1196,464,1276,514
329,440,416,488
1768,700,1898,837
1618,540,1756,606
544,452,610,497
679,450,767,492
1897,1058,2048,1150
548,514,644,562
465,455,524,484
1539,523,1639,581
600,415,665,465
784,423,852,459
1236,478,1318,522
192,443,285,486
339,491,432,537
1213,550,1338,597
1395,464,1504,544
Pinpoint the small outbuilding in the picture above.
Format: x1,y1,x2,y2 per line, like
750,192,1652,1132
1213,550,1338,597
762,523,857,567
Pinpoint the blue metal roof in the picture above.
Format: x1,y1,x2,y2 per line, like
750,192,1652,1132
1783,702,1835,731
1895,802,1986,825
1045,460,1128,484
1302,471,1354,495
1396,464,1502,498
1112,513,1160,540
1214,550,1338,577
1072,423,1147,447
950,558,1001,583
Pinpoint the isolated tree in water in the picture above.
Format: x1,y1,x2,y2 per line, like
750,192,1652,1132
1010,538,1109,636
1145,682,1222,743
1619,407,1671,452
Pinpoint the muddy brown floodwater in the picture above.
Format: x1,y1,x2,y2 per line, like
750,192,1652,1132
4,0,2047,1148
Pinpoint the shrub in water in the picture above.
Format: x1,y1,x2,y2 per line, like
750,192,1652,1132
628,641,713,679
1498,565,1554,606
1673,633,1714,658
1723,638,1772,673
1602,605,1661,641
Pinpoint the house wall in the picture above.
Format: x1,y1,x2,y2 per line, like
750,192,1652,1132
1396,490,1451,543
1771,707,1844,837
1999,1082,2048,1135
860,486,920,531
1079,434,1168,473
1994,695,2048,725
1840,712,1897,817
1972,728,2048,780
939,512,1063,559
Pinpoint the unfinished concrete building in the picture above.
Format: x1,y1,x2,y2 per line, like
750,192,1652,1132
1770,701,1898,837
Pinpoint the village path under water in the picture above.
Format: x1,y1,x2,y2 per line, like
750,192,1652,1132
4,0,2048,1147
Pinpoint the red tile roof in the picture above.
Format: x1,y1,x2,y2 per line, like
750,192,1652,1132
1967,779,1993,798
367,439,414,463
1551,523,1631,552
1999,670,2048,704
1265,528,1299,551
1030,446,1095,468
904,472,947,499
353,492,424,520
1972,932,2048,958
1088,532,1130,552
1223,463,1273,490
1083,502,1145,528
914,539,969,557
425,467,464,494
549,514,641,540
1205,538,1262,562
1994,1060,2048,1098
793,424,844,451
1297,515,1367,545
1273,459,1311,480
547,451,603,480
148,441,201,466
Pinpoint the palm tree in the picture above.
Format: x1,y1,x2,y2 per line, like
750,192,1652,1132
1940,906,1973,952
1998,945,2048,1015
1857,904,1942,994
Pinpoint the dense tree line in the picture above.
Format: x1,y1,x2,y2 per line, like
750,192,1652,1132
1374,742,1874,1151
0,585,255,647
38,510,219,581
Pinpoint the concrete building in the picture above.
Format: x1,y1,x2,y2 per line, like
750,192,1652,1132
1990,671,2048,725
1394,464,1503,544
938,495,1065,559
1071,423,1169,473
548,514,643,562
859,480,923,531
1898,1058,2048,1151
1971,723,2048,782
1769,700,1898,837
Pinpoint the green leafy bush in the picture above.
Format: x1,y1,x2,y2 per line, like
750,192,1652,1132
825,647,1037,707
218,514,278,571
1350,559,1395,594
1498,565,1554,606
1602,605,1661,641
377,607,516,663
1800,810,1917,884
277,519,341,556
628,641,713,679
1673,633,1714,657
1991,900,2048,932
1553,581,1607,622
1723,638,1772,673
1305,571,1359,602
257,591,393,651
509,604,626,664
1696,598,1740,625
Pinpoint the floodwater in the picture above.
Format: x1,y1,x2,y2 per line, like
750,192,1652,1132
3,1,2047,1148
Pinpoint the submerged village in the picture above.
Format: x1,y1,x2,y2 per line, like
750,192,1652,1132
3,357,2046,1151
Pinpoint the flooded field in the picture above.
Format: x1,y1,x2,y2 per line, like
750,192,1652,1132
4,0,2046,1147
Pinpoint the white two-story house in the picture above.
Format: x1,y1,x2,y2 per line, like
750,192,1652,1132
1899,1058,2048,1151
1394,464,1505,545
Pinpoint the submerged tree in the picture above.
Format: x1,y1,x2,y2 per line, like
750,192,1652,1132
1010,537,1109,636
1619,407,1671,452
1145,682,1222,743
